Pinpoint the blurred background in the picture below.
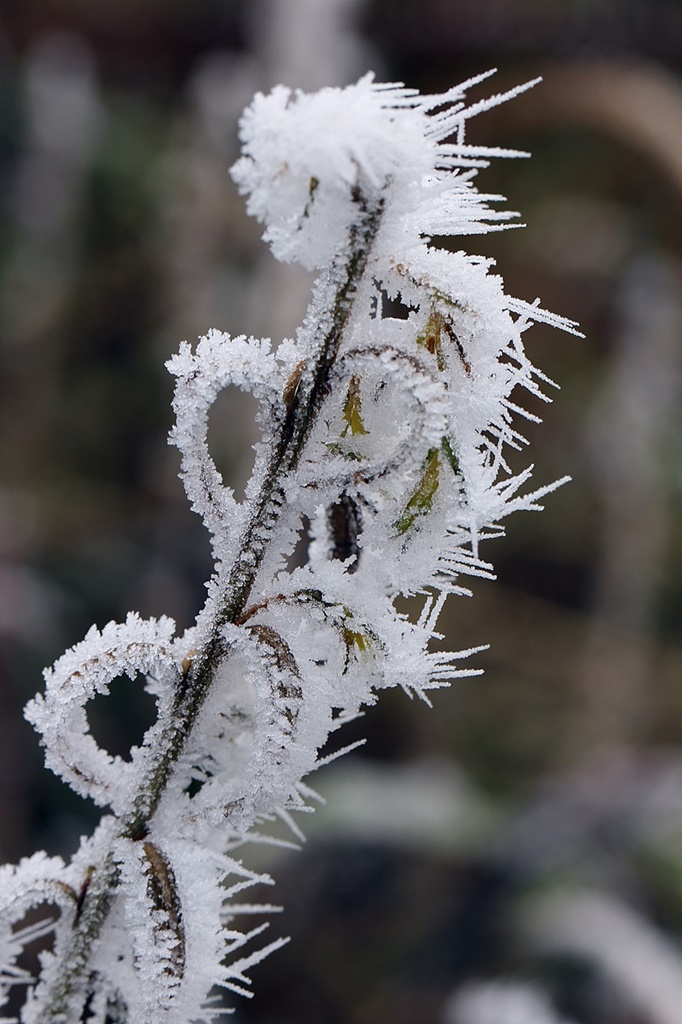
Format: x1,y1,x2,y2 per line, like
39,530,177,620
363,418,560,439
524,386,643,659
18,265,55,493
0,1,681,1022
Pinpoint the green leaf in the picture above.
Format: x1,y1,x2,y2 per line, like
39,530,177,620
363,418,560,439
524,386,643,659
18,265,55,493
342,626,370,652
341,374,368,436
415,310,447,371
394,448,441,535
441,436,460,475
415,306,471,375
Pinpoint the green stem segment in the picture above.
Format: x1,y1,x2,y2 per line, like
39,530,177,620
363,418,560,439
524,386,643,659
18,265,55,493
41,192,383,1022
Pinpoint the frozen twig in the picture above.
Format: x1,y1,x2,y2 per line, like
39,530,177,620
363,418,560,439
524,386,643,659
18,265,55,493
2,73,573,1022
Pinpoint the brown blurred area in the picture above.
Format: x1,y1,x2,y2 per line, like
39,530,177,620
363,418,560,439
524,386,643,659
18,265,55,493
0,2,681,1022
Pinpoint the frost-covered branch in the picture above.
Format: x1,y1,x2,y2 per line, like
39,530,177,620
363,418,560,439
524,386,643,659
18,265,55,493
1,72,577,1023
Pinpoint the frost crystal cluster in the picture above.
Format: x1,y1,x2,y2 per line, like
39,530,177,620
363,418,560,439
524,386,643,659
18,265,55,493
1,72,577,1022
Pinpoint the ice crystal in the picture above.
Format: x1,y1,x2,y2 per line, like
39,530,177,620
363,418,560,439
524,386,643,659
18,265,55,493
0,72,577,1022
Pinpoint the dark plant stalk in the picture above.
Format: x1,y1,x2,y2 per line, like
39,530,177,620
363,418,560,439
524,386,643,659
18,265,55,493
40,191,383,1024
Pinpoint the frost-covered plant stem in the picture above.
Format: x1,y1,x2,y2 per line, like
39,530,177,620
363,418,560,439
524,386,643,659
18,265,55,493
39,859,117,1022
2,72,578,1024
39,188,383,1024
133,196,382,833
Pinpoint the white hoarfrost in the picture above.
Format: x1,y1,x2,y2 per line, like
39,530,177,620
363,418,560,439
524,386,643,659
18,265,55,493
0,73,578,1022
